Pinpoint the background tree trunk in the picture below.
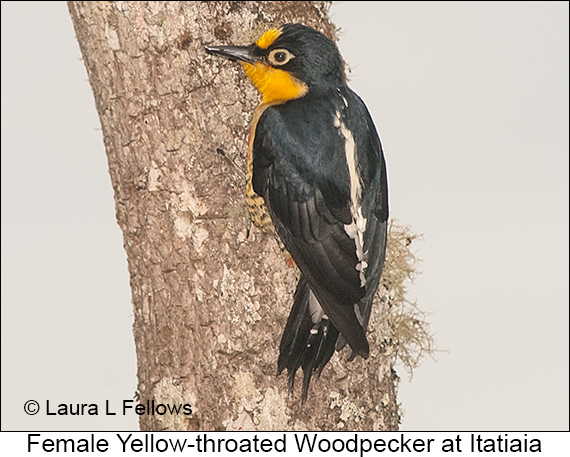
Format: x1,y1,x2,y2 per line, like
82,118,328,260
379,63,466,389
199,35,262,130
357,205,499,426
68,1,399,431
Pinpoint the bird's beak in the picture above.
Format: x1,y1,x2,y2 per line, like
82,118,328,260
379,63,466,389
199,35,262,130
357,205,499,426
205,45,257,64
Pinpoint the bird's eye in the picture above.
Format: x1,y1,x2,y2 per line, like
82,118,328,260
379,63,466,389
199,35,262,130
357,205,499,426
268,49,294,66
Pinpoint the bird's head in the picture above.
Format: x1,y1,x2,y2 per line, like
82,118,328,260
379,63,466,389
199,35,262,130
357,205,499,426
206,24,344,104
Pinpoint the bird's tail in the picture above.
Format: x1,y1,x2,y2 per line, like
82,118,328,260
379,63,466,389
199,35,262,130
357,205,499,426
277,275,339,402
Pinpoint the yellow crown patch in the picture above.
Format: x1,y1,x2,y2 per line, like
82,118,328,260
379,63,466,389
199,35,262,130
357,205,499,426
255,28,282,49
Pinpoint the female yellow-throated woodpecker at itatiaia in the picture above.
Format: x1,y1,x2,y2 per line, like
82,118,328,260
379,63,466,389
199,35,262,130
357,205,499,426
206,24,388,402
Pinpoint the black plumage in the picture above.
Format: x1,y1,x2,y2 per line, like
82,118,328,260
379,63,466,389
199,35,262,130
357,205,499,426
253,85,388,382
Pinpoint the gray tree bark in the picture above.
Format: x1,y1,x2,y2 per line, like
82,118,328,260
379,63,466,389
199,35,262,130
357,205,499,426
68,1,399,431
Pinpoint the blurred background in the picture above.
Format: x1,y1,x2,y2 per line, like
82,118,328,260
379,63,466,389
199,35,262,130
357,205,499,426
2,1,568,431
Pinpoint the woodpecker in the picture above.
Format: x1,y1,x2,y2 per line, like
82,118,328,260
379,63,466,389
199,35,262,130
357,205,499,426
206,24,388,402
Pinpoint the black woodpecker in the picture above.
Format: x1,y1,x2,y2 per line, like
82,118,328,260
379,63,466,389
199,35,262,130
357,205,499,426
206,24,389,402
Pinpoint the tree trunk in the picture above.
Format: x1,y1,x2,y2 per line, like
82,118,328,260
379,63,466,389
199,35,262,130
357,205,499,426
68,1,399,431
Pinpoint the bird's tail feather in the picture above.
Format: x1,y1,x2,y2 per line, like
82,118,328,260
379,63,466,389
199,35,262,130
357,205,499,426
278,275,339,402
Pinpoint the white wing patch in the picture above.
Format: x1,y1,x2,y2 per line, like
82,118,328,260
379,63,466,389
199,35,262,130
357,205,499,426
334,108,368,287
309,291,325,324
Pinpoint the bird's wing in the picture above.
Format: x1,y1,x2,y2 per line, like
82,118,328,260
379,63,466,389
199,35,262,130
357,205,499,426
251,92,387,357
